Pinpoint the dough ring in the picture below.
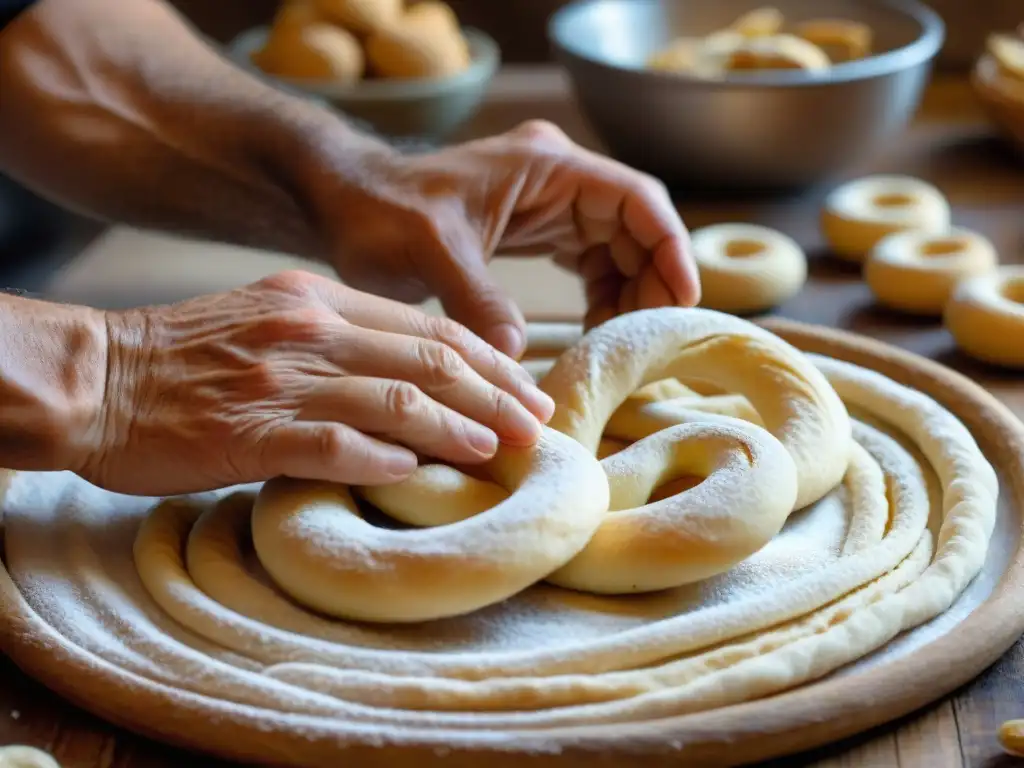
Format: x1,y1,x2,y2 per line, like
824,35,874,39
864,227,999,315
821,175,952,262
245,428,609,623
691,223,808,314
943,266,1024,368
0,747,61,768
371,308,847,595
1001,719,1024,757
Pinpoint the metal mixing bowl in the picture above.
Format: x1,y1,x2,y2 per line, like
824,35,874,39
548,0,945,191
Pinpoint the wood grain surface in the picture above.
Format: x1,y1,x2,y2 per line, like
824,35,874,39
1,71,1023,767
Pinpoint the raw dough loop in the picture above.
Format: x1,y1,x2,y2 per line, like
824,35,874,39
246,427,610,623
821,175,952,262
0,311,1004,766
864,227,999,315
943,266,1024,368
691,223,808,314
250,308,849,612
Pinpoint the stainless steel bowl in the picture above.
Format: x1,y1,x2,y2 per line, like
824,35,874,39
548,0,945,191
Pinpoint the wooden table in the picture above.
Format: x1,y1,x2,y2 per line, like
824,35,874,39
2,68,1024,768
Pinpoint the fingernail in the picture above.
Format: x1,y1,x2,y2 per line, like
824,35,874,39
491,323,525,360
469,427,499,456
521,386,555,422
386,449,418,476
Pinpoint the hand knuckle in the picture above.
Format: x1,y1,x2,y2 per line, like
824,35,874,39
418,340,463,387
427,316,469,349
260,269,320,296
316,426,350,462
261,308,329,344
385,381,423,423
514,119,568,145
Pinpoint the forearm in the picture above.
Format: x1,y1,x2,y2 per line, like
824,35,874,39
0,292,106,473
0,0,393,259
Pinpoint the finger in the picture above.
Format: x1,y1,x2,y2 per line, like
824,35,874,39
326,327,545,445
432,250,529,362
618,277,641,315
260,422,418,486
608,230,648,278
309,282,553,418
578,244,618,282
300,376,502,465
635,263,676,309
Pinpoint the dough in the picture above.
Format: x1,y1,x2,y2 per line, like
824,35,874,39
365,18,470,79
253,21,365,82
0,311,1000,767
944,266,1024,368
795,19,873,63
864,227,999,315
821,175,952,262
691,223,808,313
708,34,832,72
314,0,401,36
0,747,61,768
244,427,609,623
1000,718,1024,757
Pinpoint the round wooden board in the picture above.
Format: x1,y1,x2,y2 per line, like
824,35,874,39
0,318,1021,768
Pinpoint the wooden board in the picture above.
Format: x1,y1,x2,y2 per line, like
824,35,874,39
0,318,1021,768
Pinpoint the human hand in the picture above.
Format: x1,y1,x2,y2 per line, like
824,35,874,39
80,271,553,496
300,120,700,359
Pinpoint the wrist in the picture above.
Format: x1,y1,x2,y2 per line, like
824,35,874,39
0,295,108,474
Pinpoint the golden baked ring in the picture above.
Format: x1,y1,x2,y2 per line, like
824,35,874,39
864,227,999,315
702,33,831,73
943,266,1024,369
821,175,952,263
795,19,873,63
691,223,808,314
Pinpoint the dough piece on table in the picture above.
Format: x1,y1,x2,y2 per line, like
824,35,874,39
944,265,1024,368
821,175,952,262
691,222,808,314
0,747,61,768
1000,718,1024,758
864,227,998,315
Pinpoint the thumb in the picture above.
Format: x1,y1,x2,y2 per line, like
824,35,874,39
433,252,528,360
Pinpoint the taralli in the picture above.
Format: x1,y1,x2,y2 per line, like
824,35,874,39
1000,718,1024,758
365,18,470,79
820,175,952,262
0,747,61,768
944,266,1024,368
0,306,1003,767
314,0,401,36
726,6,784,37
795,18,873,63
987,33,1024,82
691,223,808,314
864,227,999,315
703,33,831,73
252,21,365,81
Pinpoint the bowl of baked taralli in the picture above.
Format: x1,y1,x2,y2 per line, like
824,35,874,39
227,0,500,139
972,27,1024,157
548,0,945,190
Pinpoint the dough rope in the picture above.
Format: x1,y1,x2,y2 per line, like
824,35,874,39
0,309,1002,763
0,747,61,768
821,175,952,262
691,223,808,314
944,266,1024,368
864,226,999,315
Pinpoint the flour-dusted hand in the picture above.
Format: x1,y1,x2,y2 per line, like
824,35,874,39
299,120,700,358
82,271,553,496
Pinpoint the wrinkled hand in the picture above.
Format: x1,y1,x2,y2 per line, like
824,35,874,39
83,271,553,496
309,120,700,359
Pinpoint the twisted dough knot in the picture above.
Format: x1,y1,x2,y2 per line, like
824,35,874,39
248,308,853,623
